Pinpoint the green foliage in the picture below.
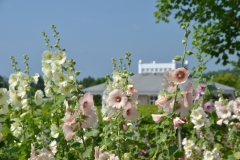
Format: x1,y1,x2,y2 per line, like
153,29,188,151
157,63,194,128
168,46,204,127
78,76,106,88
155,0,240,66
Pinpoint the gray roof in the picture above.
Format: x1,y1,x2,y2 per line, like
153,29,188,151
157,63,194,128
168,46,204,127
83,73,236,95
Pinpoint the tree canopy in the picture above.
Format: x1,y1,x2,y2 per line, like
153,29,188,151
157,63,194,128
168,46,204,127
154,0,240,65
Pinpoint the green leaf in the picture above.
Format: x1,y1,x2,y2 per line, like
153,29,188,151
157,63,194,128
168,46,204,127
156,133,167,144
83,146,92,158
168,145,178,156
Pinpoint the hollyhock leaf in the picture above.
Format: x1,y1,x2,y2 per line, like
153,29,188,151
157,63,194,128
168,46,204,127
156,133,167,144
173,150,184,158
84,130,93,137
83,146,92,158
168,145,178,156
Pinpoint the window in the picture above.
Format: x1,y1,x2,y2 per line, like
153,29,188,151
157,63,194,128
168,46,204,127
151,68,154,72
142,69,145,72
150,96,158,104
146,68,149,72
155,68,158,72
159,68,162,72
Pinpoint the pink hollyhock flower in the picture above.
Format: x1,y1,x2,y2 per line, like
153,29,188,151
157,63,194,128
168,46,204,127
175,98,190,118
172,67,189,84
81,112,98,128
155,97,169,107
79,92,95,116
122,102,138,121
184,82,193,108
151,114,166,123
233,98,240,116
127,85,135,93
173,117,185,129
62,124,76,141
108,89,128,109
162,71,176,92
127,85,139,104
204,102,214,113
194,84,207,100
123,122,128,130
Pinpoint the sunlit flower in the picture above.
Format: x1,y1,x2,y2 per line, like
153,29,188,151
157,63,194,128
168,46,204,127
79,92,95,116
17,84,28,98
107,89,128,109
36,149,55,160
122,102,138,121
172,67,189,84
175,98,190,118
8,73,18,87
51,62,62,73
81,112,98,128
10,118,23,137
216,106,231,119
203,150,214,160
10,92,23,110
192,118,205,130
155,97,168,107
52,50,66,65
52,72,68,85
49,140,57,155
0,88,9,105
151,114,166,123
190,107,204,120
42,50,53,63
34,90,44,106
59,82,74,97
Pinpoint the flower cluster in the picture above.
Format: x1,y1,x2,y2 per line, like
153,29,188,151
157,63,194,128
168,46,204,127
190,107,210,130
94,146,119,160
62,92,98,141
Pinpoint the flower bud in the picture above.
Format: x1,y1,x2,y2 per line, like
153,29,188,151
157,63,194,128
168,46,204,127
71,96,77,101
173,56,182,61
186,50,193,55
182,40,186,44
75,71,80,76
123,122,128,130
78,85,84,89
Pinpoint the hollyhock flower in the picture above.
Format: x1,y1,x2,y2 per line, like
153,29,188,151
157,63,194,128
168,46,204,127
161,98,174,114
175,98,190,118
190,107,204,120
28,144,36,160
103,116,112,121
194,84,207,100
162,71,176,92
123,122,128,130
203,150,214,160
204,102,214,113
81,112,98,128
59,82,74,97
151,114,166,123
172,67,189,84
155,97,169,107
62,124,75,141
108,89,128,109
216,106,231,119
17,85,27,98
173,117,185,129
0,88,9,105
0,104,9,115
35,149,55,160
50,124,59,138
192,118,205,130
34,90,44,106
233,98,240,116
184,82,193,108
42,50,53,63
32,73,39,84
52,72,68,85
122,102,138,121
10,118,23,137
9,92,23,110
49,140,57,155
9,73,18,87
52,50,66,65
79,92,95,116
51,62,62,73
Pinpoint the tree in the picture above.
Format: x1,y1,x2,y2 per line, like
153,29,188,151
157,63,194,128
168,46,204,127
154,0,240,65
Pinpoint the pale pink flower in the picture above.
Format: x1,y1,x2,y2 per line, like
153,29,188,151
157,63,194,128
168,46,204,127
155,97,168,107
194,84,207,100
173,117,185,129
233,98,240,116
175,98,190,118
184,82,193,108
172,67,189,84
162,98,174,113
216,106,231,119
151,114,166,123
108,89,128,109
62,124,75,141
79,92,95,116
127,85,135,93
162,71,176,92
122,102,138,121
81,112,98,128
28,144,36,160
204,102,214,113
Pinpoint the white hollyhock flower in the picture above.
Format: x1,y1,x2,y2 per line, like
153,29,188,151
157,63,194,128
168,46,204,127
51,62,62,73
192,118,205,130
32,73,39,84
44,85,54,98
17,72,29,87
10,92,23,110
50,124,59,138
0,104,9,115
59,82,74,97
34,90,44,106
203,150,214,160
17,85,27,98
49,140,57,155
53,50,66,65
21,99,30,110
216,106,231,119
190,107,204,120
10,118,23,137
0,88,9,105
42,50,53,63
8,73,18,87
52,72,68,85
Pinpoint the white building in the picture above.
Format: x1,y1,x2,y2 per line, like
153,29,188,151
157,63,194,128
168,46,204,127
138,59,188,74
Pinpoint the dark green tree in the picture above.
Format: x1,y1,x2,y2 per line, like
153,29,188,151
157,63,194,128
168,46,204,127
154,0,240,65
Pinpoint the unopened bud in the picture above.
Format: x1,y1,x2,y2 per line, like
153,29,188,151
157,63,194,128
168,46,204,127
186,50,193,55
71,96,77,101
78,85,84,89
75,71,80,76
70,90,77,94
174,56,182,61
123,123,128,130
182,40,187,44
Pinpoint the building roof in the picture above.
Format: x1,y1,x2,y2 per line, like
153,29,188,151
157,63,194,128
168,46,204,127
83,73,237,95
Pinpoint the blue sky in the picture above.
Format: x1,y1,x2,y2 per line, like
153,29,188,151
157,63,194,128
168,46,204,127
0,1,234,80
